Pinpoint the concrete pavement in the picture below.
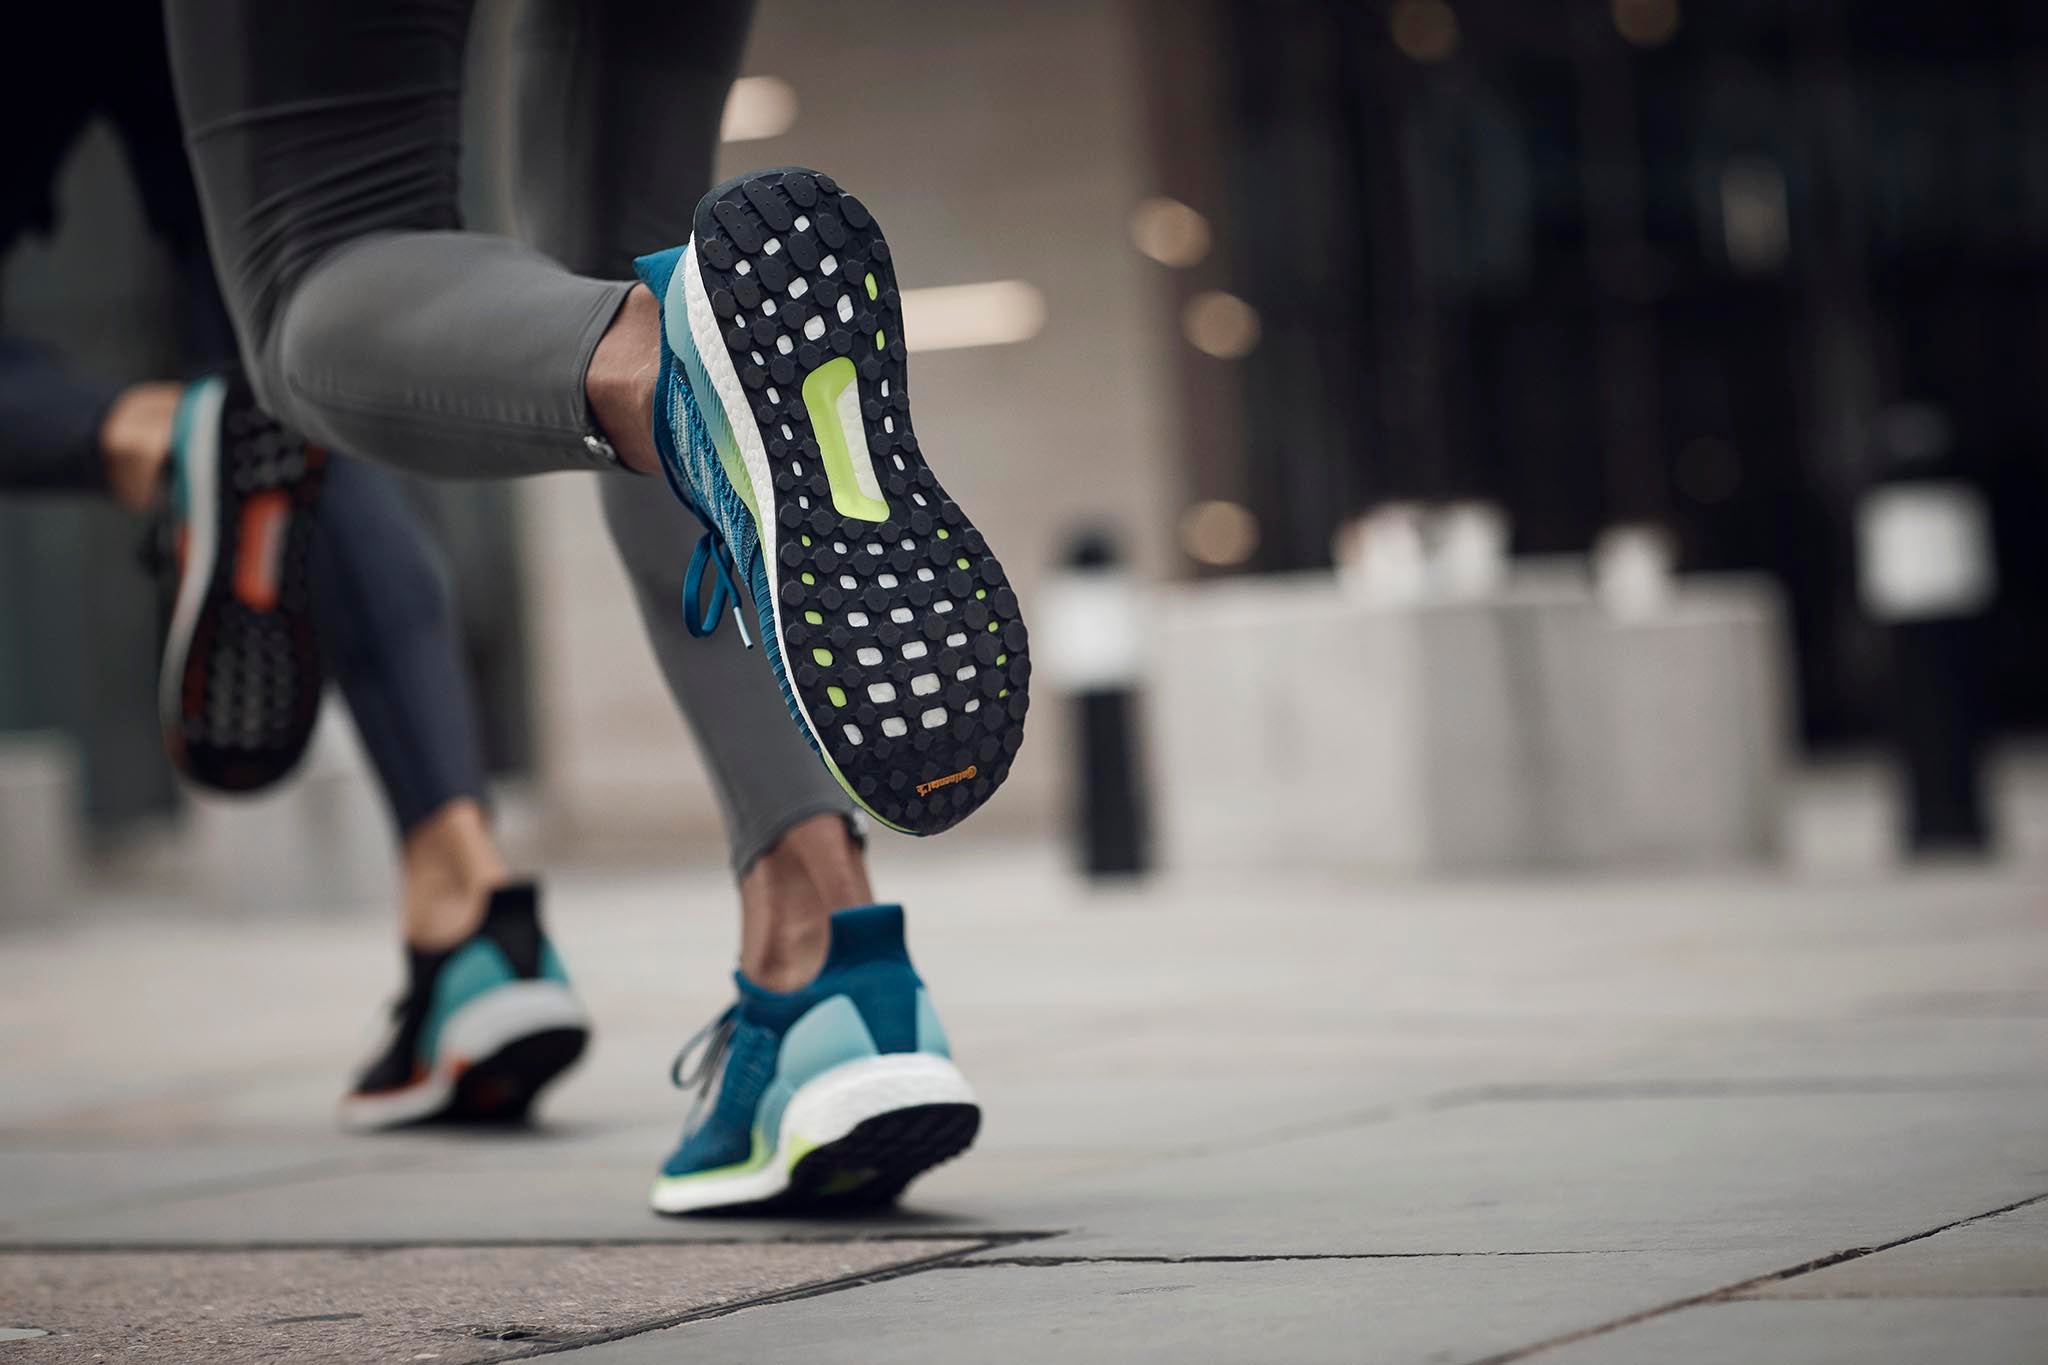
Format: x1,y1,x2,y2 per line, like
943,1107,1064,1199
2,841,2045,1361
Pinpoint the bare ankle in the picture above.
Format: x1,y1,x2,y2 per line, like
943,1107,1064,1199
400,799,510,950
586,285,662,476
99,382,182,511
738,813,871,991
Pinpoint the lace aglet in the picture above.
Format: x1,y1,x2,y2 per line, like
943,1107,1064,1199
732,605,753,649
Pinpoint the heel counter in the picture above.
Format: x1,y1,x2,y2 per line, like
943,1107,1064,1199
419,939,515,1060
914,988,952,1059
814,904,924,1054
480,882,545,978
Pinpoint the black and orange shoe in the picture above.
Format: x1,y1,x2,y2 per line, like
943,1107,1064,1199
152,374,327,792
340,882,590,1131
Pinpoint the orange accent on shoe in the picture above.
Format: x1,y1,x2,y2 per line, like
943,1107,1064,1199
915,764,978,797
233,490,289,610
356,1061,432,1098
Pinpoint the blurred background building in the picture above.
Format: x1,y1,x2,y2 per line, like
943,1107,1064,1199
4,0,2046,913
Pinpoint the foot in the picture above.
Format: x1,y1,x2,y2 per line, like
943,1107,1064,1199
650,903,977,1215
340,882,590,1131
152,374,327,792
633,167,1032,837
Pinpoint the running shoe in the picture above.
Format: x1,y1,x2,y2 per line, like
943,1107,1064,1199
634,167,1031,837
152,374,326,792
340,882,590,1131
650,903,977,1215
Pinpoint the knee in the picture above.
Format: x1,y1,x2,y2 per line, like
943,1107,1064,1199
269,255,371,441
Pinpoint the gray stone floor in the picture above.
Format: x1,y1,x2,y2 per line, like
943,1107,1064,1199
2,842,2045,1362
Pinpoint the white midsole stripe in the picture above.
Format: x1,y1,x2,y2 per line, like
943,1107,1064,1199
158,377,227,734
337,980,587,1132
649,1053,975,1213
681,235,842,771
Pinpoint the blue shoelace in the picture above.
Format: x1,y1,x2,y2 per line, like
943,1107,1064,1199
683,523,751,645
651,414,753,647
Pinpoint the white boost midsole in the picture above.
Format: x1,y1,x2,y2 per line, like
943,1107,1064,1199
649,1053,976,1212
680,237,838,767
158,377,226,734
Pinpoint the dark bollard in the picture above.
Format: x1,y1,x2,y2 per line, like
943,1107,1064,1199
1856,405,1995,855
1045,529,1150,879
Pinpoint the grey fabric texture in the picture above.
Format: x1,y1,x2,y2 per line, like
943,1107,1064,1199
164,0,854,871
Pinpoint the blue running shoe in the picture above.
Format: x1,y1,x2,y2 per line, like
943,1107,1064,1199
339,883,590,1131
633,167,1031,837
650,904,978,1215
153,374,327,792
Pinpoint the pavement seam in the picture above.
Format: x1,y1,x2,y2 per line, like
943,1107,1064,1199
491,1232,1055,1361
962,1251,1636,1267
0,1231,1064,1254
1460,1188,2048,1365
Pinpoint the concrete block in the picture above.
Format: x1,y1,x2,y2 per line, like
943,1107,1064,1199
0,731,84,928
1598,579,1789,862
1149,570,1789,872
1151,575,1545,871
1515,573,1790,865
181,708,392,913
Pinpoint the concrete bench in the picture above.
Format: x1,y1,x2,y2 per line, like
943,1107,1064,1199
1148,571,1788,872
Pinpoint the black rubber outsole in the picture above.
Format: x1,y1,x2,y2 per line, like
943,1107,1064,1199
439,1026,590,1127
691,168,1030,836
168,384,327,794
666,1101,982,1217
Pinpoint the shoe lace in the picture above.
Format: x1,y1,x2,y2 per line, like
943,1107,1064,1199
652,390,754,648
668,1005,738,1129
683,526,752,646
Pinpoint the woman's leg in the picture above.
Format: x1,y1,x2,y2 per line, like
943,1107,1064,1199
312,456,513,946
163,0,633,480
511,0,863,984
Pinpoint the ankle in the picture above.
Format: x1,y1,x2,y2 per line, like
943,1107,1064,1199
586,284,662,476
744,917,833,993
400,799,509,950
738,813,871,991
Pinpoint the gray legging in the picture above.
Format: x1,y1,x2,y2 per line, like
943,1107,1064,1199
165,0,855,872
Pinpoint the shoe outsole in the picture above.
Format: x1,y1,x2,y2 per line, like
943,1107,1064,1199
662,1101,982,1217
446,1026,590,1124
348,1025,590,1130
163,381,327,794
690,168,1031,836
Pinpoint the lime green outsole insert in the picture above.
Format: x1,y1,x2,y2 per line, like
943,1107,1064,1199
801,357,889,523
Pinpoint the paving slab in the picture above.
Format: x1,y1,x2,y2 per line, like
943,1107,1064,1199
1551,1015,2048,1092
558,1252,1769,1365
1539,1298,2048,1365
0,1149,393,1232
5,855,2048,1361
949,1089,2048,1259
0,1240,977,1365
1741,1198,2048,1300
